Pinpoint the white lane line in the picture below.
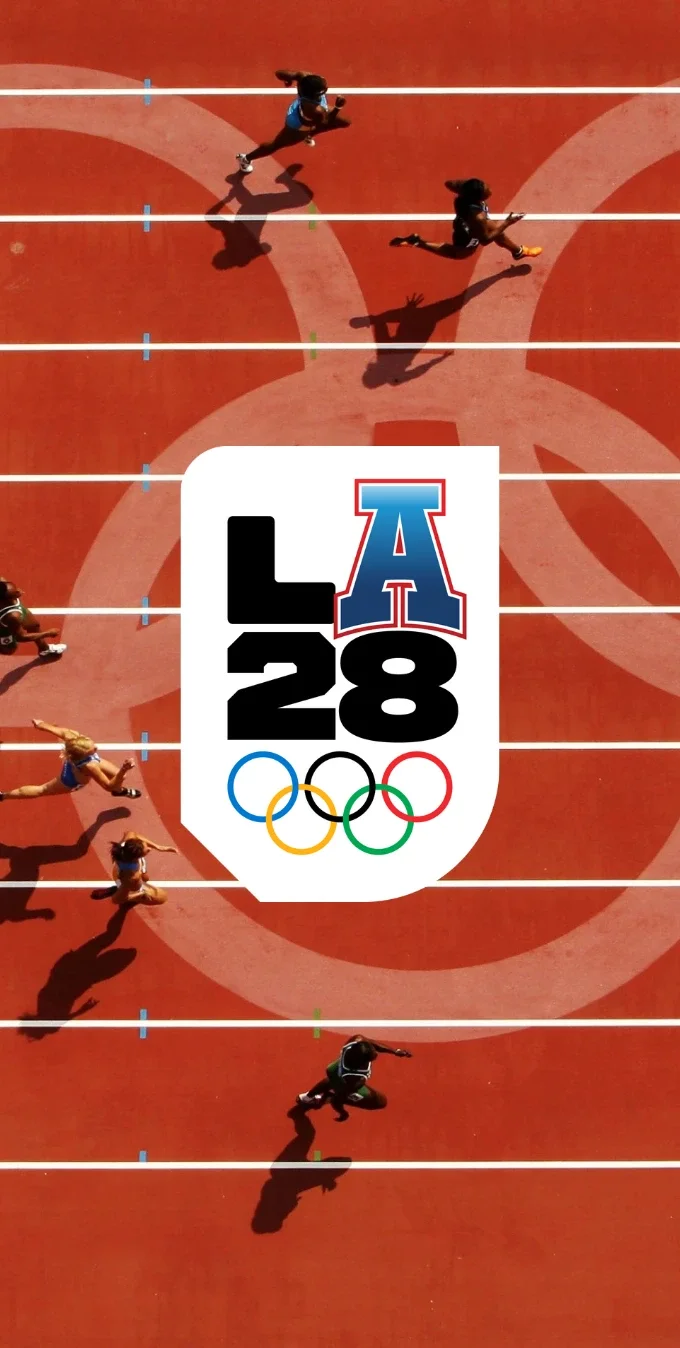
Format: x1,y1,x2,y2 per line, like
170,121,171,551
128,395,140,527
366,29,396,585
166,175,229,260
2,742,678,751
1,473,679,483
23,606,680,615
0,1160,677,1171
2,341,680,352
1,880,679,890
500,474,680,481
1,85,679,96
502,607,680,614
3,1018,680,1030
2,213,680,223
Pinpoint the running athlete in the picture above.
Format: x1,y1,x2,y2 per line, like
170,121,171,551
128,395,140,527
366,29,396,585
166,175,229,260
297,1035,412,1111
0,719,142,802
91,831,177,905
390,177,542,262
236,69,349,174
0,578,66,660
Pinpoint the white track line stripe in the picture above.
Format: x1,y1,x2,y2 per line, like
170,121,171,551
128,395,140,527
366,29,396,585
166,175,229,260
1,85,679,96
2,342,680,352
2,742,678,751
1,880,678,890
22,605,680,614
3,1018,680,1030
1,473,679,483
2,213,680,223
0,1160,677,1171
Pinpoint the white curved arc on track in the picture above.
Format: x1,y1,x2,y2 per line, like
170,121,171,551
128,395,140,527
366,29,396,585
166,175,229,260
4,64,680,1039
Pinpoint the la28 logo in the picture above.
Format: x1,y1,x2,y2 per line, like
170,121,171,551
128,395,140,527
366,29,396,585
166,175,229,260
181,445,499,903
227,480,465,745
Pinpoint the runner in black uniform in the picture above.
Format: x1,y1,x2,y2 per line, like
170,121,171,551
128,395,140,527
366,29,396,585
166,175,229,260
390,177,542,263
297,1034,412,1113
0,577,66,660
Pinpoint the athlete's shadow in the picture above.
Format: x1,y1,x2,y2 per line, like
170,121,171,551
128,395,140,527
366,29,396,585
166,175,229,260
0,806,129,925
350,266,531,387
0,654,42,697
207,164,313,270
18,902,137,1039
251,1106,352,1234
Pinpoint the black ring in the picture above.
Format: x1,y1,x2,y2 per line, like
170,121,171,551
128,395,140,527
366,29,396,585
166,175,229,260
304,752,376,823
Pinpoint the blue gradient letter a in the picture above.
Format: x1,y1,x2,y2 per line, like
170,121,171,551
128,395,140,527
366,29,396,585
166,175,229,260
335,480,466,638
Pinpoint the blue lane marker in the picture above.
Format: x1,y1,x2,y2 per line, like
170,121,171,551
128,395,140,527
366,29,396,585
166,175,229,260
139,1149,148,1163
139,1007,148,1038
143,79,152,107
141,733,149,763
143,332,151,361
141,596,150,627
142,463,151,492
143,204,151,233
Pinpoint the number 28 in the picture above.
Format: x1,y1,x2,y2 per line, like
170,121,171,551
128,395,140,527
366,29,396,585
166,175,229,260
226,517,458,744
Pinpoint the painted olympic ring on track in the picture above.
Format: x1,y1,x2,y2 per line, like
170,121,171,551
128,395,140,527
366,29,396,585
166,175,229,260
6,64,680,1038
228,751,445,849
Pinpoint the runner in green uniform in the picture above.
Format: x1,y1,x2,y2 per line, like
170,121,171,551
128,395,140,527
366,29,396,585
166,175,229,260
297,1035,412,1113
0,577,66,659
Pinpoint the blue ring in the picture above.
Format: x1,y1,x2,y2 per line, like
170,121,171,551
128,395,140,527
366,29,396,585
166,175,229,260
227,752,298,822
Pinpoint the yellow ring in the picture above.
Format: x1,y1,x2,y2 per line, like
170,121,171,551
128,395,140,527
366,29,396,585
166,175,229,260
265,783,337,855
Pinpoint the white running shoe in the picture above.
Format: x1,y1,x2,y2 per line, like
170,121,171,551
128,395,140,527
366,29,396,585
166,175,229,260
304,136,316,147
296,1092,321,1106
39,644,67,659
236,153,253,174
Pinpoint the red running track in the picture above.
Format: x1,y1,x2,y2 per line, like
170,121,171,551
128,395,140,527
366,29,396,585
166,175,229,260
2,0,680,1343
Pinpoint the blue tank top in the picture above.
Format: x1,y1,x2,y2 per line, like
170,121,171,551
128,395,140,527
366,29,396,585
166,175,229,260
60,752,100,791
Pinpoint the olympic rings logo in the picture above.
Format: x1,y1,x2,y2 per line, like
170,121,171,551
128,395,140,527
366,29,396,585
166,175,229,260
227,750,453,856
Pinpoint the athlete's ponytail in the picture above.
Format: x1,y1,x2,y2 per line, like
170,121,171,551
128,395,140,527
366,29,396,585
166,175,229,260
111,837,146,864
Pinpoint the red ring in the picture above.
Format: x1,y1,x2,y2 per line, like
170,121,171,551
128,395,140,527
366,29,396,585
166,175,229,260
381,752,453,823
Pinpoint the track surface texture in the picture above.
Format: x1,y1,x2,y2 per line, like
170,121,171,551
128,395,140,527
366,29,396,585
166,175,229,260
2,2,680,1344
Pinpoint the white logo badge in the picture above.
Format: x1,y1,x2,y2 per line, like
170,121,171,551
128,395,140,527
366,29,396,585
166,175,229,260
181,445,499,902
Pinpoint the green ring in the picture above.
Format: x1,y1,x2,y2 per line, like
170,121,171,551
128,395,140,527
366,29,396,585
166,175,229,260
342,783,414,855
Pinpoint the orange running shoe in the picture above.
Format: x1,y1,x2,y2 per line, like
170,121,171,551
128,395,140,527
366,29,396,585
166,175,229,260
517,245,542,258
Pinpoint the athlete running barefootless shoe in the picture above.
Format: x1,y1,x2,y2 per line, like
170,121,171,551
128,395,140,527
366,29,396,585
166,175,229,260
297,1035,412,1115
0,577,66,660
390,177,542,263
236,69,349,174
0,719,142,803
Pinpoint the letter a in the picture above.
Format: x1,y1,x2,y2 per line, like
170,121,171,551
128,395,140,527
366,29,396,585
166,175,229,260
335,481,466,637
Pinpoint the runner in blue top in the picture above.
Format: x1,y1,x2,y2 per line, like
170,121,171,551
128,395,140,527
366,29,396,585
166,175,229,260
0,718,142,803
390,177,542,263
236,69,349,174
297,1035,412,1114
90,831,178,905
